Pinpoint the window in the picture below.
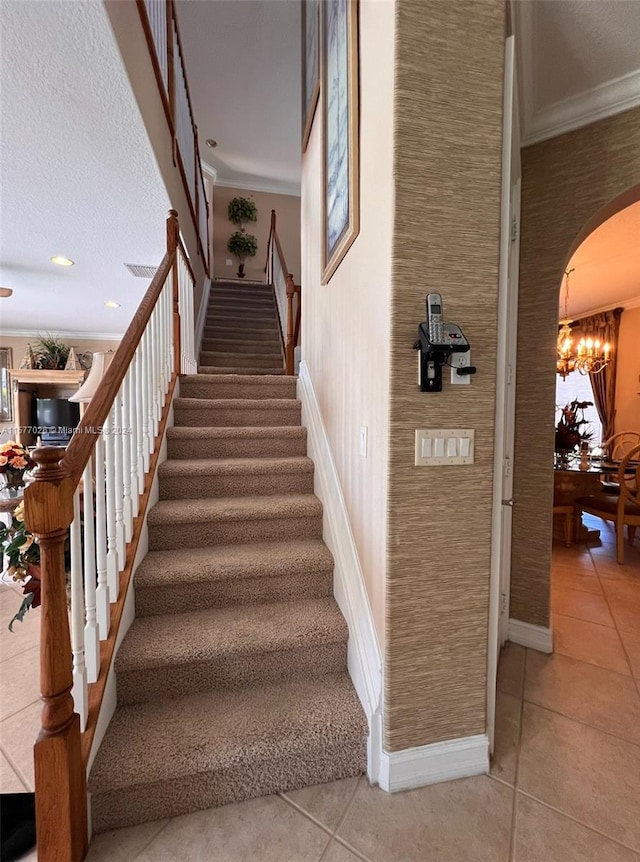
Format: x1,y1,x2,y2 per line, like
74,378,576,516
556,371,602,446
0,348,12,422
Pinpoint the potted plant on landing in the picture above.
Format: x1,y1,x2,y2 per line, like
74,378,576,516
227,195,258,278
227,231,258,279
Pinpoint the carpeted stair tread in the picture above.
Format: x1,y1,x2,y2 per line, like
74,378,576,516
158,456,314,499
89,675,367,831
180,375,293,399
148,493,322,526
135,539,333,589
197,366,285,376
174,398,301,428
116,596,347,673
199,352,284,367
159,455,314,479
167,425,307,459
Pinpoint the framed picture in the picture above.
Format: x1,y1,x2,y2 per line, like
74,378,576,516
0,348,13,422
301,0,320,152
322,0,359,284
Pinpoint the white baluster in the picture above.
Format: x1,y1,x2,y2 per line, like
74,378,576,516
146,324,157,450
114,387,126,568
129,354,140,518
70,486,88,730
94,435,110,637
122,371,134,541
82,459,99,682
140,330,152,469
153,302,162,425
136,341,148,486
167,277,174,378
161,281,169,395
104,409,119,600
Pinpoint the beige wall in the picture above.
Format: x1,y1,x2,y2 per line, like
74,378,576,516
301,0,394,650
513,108,640,627
385,0,504,751
212,186,301,283
0,336,120,438
615,305,640,436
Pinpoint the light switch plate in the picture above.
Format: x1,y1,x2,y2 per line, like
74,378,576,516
415,429,475,465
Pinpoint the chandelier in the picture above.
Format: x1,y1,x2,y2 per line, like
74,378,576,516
557,267,611,381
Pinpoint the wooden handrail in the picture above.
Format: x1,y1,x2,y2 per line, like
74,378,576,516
61,212,179,486
266,209,300,376
136,0,210,275
24,210,182,862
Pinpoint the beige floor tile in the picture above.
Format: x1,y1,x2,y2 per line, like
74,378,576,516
524,650,640,745
134,795,331,862
619,628,640,683
600,581,640,634
323,841,368,862
0,645,41,720
514,793,639,862
553,614,630,675
551,586,614,627
87,819,170,862
519,703,640,851
550,567,603,595
283,776,360,832
0,748,28,792
336,776,512,862
0,699,41,789
551,547,596,571
490,691,521,785
497,642,525,698
0,591,40,662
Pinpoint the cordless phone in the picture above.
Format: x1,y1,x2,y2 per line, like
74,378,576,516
426,293,444,345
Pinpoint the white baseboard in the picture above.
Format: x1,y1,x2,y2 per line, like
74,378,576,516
378,734,489,793
297,361,384,783
194,277,212,361
508,618,553,653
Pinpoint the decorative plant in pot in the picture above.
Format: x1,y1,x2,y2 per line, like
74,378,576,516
0,441,36,493
555,399,593,458
30,334,70,370
0,501,41,631
227,196,258,278
227,230,258,279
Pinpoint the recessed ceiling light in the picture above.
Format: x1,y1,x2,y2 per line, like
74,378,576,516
205,139,217,148
51,255,75,266
104,300,120,309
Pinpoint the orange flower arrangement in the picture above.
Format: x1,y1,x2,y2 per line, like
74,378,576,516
0,441,36,476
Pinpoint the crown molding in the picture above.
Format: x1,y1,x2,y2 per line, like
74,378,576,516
568,294,640,320
200,160,217,181
523,68,640,147
215,178,301,198
1,329,122,340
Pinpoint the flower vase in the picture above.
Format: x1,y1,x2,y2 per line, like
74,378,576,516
1,471,26,497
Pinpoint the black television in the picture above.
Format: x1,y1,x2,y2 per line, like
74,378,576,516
34,398,80,446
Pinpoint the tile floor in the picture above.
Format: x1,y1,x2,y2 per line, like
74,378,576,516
1,514,639,861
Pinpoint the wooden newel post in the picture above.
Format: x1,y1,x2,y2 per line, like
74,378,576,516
285,274,295,376
166,209,181,375
25,447,87,862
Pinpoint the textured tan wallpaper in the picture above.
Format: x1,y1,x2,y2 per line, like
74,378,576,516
385,0,504,751
511,108,640,626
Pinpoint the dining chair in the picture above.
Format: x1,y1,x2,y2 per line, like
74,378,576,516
600,431,640,494
574,444,640,564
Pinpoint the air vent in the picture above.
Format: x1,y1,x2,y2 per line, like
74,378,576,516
124,263,157,278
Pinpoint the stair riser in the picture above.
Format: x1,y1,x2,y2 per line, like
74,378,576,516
202,334,282,348
148,513,322,550
117,643,347,706
167,433,307,460
199,352,283,368
91,738,367,833
197,366,285,376
159,470,314,500
208,299,275,311
135,570,333,617
180,380,296,399
206,315,280,328
174,405,301,427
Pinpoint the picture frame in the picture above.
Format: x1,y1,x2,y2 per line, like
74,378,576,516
301,0,320,152
0,347,13,422
321,0,359,284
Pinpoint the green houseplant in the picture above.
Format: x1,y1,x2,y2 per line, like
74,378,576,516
227,230,258,279
30,334,70,370
227,196,257,230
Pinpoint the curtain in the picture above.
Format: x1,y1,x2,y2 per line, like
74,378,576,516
572,307,623,442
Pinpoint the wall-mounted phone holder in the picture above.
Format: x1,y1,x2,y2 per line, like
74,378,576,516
413,294,476,392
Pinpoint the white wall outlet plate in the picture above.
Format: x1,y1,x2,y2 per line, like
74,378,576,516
450,351,472,385
225,258,233,266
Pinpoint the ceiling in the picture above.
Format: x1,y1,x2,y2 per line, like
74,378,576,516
1,0,639,340
0,0,170,337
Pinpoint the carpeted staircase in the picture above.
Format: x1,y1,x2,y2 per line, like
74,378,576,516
89,280,367,832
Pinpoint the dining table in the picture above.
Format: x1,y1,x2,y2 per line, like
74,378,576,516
553,455,637,544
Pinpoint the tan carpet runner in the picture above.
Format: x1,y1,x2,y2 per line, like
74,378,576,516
89,279,367,832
